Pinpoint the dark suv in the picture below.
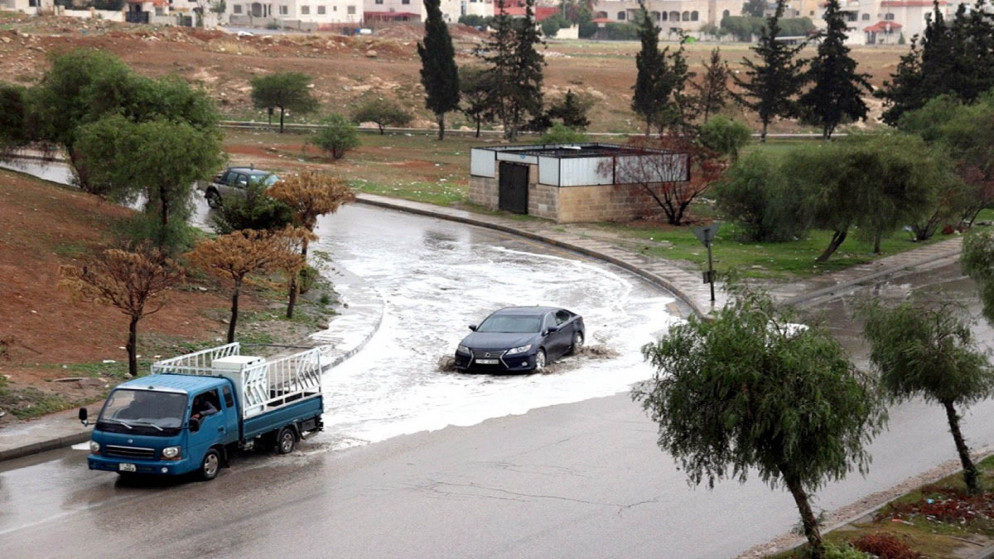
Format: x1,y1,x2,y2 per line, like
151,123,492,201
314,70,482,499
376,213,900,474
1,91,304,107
202,167,279,208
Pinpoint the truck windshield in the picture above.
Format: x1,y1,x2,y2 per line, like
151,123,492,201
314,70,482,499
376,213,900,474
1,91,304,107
97,389,187,436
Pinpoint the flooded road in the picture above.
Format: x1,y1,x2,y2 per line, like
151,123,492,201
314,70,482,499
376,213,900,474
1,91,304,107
308,204,686,448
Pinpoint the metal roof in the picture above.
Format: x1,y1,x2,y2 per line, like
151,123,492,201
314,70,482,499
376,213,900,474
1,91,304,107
474,143,679,160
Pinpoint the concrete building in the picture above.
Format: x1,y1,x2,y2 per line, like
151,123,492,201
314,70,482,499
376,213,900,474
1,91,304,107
227,0,364,29
469,144,689,224
0,0,53,13
592,0,745,35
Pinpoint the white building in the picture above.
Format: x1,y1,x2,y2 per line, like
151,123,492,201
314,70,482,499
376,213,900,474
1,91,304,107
0,0,53,13
592,0,746,35
362,0,462,22
227,0,364,29
808,0,972,45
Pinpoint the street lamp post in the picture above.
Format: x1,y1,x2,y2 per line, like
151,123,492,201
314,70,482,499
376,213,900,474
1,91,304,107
692,222,721,305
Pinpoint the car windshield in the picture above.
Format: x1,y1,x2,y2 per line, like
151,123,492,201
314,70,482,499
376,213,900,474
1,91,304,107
256,173,279,187
97,389,187,435
477,315,543,333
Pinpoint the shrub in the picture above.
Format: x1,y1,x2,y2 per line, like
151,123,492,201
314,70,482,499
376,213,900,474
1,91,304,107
309,113,359,159
713,152,809,242
851,533,923,559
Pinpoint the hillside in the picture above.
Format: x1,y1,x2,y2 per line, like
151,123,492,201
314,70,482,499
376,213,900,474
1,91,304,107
0,12,907,133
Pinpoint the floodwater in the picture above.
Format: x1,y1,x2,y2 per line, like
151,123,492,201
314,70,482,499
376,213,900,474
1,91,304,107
309,205,685,448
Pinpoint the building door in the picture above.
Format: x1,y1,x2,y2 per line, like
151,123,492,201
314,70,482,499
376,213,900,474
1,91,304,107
498,162,528,215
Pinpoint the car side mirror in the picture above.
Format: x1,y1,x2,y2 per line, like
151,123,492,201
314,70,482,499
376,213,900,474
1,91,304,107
469,325,478,331
189,418,201,433
78,407,89,426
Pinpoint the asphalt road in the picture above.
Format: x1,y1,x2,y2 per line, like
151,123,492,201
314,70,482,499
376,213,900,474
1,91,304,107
2,199,992,558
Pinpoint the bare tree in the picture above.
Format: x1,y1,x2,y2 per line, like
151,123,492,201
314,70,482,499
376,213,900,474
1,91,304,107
59,246,183,377
601,136,727,226
187,228,305,343
268,171,355,317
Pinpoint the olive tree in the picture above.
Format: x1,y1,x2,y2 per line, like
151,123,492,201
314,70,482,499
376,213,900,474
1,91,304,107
861,300,994,494
634,284,886,558
250,72,319,133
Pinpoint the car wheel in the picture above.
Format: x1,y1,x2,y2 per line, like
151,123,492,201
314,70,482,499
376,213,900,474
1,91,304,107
206,189,222,209
199,448,221,481
276,427,296,454
568,331,584,355
534,349,547,371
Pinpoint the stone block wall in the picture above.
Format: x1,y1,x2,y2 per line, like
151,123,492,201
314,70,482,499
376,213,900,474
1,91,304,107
469,166,662,224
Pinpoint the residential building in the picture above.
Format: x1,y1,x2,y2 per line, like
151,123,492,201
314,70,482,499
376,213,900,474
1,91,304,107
227,0,364,29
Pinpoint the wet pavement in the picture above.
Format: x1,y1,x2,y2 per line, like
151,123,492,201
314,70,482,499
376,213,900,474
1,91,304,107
0,194,968,461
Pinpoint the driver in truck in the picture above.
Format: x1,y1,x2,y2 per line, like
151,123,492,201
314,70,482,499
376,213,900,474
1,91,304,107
191,393,218,420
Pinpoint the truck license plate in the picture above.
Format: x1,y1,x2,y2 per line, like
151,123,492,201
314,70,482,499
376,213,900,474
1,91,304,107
475,358,499,365
118,463,136,472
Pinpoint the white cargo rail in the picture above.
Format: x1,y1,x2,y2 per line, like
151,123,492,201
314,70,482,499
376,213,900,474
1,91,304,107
151,343,322,419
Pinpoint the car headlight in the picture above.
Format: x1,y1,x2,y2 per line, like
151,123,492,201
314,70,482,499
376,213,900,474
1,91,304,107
161,446,182,460
507,344,532,355
89,441,100,454
457,345,471,354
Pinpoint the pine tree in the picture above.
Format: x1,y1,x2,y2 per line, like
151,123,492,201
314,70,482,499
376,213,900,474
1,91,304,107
878,1,994,125
632,2,665,136
732,0,808,142
631,3,693,136
417,0,460,140
799,0,871,139
690,47,731,123
478,0,545,141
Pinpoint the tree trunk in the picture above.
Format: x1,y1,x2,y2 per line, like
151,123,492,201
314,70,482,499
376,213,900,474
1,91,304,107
944,400,980,494
783,470,825,558
436,113,445,141
127,314,140,378
816,229,847,262
286,275,298,319
475,119,481,138
279,107,286,133
760,120,768,143
227,279,242,344
873,232,882,254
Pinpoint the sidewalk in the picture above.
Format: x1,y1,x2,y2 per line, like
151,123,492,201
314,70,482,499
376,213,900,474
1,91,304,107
0,195,966,462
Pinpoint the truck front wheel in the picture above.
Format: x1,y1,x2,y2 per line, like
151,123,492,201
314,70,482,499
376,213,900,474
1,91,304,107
276,427,296,455
199,448,221,481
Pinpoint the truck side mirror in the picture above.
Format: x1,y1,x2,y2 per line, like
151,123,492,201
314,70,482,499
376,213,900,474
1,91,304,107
189,417,201,433
78,407,88,426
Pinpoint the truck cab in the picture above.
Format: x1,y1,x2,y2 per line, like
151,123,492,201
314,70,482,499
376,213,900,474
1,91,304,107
86,375,239,480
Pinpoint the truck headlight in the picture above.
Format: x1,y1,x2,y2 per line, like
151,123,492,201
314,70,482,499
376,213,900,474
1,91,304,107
89,441,100,454
457,345,470,354
161,446,182,460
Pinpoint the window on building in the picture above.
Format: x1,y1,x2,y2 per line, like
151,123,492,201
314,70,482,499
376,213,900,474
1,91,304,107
348,5,356,13
669,11,679,21
402,0,410,4
861,13,869,20
375,0,383,4
233,4,242,13
617,11,625,20
279,5,287,14
301,5,309,13
691,11,698,21
317,5,325,13
661,11,667,20
681,11,689,21
885,12,895,20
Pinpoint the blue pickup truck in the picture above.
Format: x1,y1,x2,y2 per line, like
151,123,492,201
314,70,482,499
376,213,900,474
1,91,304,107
79,343,324,481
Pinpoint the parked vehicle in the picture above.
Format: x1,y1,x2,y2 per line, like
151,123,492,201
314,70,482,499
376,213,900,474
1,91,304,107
79,343,323,481
201,166,279,208
454,306,585,373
